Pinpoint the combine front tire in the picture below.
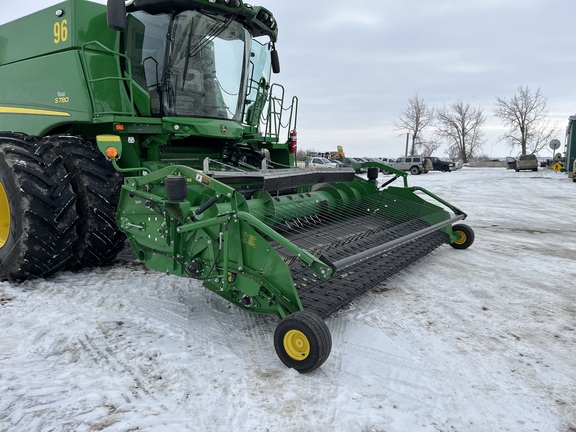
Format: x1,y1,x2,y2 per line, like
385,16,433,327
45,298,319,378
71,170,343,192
274,311,332,373
450,223,475,249
46,136,125,269
0,134,78,280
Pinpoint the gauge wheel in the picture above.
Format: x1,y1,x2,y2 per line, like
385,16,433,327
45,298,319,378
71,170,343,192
0,133,78,281
410,166,421,175
46,136,125,269
450,223,475,249
274,311,332,373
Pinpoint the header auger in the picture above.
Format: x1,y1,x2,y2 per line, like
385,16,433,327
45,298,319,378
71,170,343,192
0,0,475,372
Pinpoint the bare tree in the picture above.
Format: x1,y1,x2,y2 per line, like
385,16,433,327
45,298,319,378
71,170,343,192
297,148,315,161
417,138,441,157
435,100,486,163
394,94,434,155
444,145,461,162
493,86,559,155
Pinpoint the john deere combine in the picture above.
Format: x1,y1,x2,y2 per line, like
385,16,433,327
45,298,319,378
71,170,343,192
0,0,475,372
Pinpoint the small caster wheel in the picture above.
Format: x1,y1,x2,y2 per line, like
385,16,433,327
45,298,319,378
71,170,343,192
450,223,475,249
274,311,332,373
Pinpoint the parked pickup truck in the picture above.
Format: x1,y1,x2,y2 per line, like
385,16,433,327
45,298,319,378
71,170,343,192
297,156,338,168
385,155,430,175
425,156,456,172
514,154,538,172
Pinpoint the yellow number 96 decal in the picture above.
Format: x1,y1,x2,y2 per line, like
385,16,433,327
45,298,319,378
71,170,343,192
54,20,69,44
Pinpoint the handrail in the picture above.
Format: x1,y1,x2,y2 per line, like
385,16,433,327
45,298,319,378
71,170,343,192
411,186,468,217
286,95,298,141
265,83,284,140
80,41,135,117
262,83,298,143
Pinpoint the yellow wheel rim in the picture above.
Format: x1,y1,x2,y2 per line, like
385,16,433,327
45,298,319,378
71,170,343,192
283,330,310,361
0,182,10,248
454,230,467,245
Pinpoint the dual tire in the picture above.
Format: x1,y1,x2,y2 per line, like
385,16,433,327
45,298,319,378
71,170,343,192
0,133,124,281
47,136,125,269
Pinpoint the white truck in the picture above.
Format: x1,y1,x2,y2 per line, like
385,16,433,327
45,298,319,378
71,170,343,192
385,155,430,175
297,156,338,168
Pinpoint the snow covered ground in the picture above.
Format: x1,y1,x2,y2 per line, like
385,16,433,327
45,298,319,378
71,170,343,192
1,167,575,432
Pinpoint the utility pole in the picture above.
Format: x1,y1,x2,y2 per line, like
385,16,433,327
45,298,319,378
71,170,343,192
405,133,409,157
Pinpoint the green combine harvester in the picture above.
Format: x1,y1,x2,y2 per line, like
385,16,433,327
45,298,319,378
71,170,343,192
0,0,475,372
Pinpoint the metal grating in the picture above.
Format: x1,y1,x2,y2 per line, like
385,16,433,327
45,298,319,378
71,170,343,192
247,191,452,318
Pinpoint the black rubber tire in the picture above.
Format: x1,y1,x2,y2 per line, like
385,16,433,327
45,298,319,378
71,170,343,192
450,223,475,249
441,166,449,172
274,311,332,373
410,166,421,175
45,135,125,269
0,133,78,281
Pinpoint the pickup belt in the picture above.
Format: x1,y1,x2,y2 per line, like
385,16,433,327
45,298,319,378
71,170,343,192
287,218,448,318
249,191,456,318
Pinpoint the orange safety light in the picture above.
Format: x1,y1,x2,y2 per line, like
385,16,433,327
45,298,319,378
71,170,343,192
105,146,119,159
114,124,125,131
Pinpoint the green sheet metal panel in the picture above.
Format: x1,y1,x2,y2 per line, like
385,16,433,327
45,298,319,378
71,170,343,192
0,0,132,135
0,0,116,65
0,51,92,135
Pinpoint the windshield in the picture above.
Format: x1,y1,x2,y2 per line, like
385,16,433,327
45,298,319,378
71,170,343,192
125,10,250,121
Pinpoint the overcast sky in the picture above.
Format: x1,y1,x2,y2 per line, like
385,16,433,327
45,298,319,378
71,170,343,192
2,0,576,158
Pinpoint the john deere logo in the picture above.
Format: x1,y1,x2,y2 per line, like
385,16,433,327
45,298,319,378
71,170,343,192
220,125,228,134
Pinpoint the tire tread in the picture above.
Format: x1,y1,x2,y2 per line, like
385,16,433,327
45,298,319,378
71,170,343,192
46,136,125,269
0,134,78,280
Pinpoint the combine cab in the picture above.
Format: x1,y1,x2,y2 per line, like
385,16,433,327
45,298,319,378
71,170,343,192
0,0,475,372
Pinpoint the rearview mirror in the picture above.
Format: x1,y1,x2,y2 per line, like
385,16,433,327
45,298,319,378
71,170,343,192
107,0,126,31
271,48,280,74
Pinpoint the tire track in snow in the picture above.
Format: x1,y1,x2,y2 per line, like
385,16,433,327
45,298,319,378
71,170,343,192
332,286,496,426
328,316,454,416
130,296,233,346
131,294,284,370
0,290,14,306
387,286,509,430
233,312,277,367
386,267,568,430
130,291,345,427
75,321,168,409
